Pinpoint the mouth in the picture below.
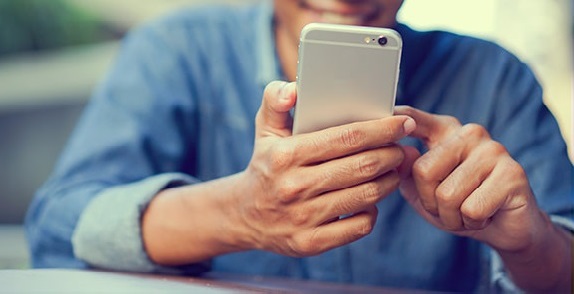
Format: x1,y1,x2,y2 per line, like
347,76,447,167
298,0,381,26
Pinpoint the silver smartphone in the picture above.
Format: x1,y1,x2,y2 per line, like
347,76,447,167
293,23,402,134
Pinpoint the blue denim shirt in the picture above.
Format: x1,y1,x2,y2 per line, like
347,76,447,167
25,2,573,292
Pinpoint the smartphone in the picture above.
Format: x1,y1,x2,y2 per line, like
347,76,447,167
292,23,402,134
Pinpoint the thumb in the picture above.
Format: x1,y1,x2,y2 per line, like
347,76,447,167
255,81,296,138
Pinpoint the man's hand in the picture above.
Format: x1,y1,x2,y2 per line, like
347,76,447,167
394,106,543,252
233,81,415,257
142,81,414,265
395,106,572,292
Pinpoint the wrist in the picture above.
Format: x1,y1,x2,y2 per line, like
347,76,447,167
142,173,259,265
496,210,573,292
496,209,553,258
209,171,262,253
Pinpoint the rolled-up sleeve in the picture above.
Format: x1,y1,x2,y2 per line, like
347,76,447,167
72,173,209,274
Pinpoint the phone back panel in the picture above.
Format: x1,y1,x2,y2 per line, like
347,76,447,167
293,23,402,134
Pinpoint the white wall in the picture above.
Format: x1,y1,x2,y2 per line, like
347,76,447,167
399,0,498,37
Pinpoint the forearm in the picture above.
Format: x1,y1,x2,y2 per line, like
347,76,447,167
142,172,254,265
497,212,573,293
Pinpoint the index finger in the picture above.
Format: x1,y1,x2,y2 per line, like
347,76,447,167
394,106,461,148
292,115,415,165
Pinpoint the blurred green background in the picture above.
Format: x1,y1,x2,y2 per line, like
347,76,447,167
0,0,118,56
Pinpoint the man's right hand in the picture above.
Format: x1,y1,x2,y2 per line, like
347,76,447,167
142,81,415,265
233,81,416,257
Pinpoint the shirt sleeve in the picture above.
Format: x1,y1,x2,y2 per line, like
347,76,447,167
25,17,207,273
71,173,210,274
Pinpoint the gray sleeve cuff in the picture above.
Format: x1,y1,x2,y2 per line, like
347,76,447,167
72,173,209,274
490,215,574,293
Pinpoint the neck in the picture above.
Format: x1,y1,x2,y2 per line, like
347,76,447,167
275,22,299,82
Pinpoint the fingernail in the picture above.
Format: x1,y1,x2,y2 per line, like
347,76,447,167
403,118,416,134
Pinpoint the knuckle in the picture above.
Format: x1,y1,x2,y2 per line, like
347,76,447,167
412,158,435,182
276,178,303,203
269,143,295,171
339,128,366,149
439,115,461,127
435,183,457,206
460,123,488,139
290,234,319,257
504,160,527,182
361,181,385,203
487,141,508,157
460,202,487,222
355,153,380,177
291,210,311,226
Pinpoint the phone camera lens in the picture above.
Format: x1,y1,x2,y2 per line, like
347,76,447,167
378,36,388,46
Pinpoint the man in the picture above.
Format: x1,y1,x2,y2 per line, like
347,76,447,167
26,0,573,292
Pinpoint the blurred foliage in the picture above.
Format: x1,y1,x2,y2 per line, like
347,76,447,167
0,0,119,56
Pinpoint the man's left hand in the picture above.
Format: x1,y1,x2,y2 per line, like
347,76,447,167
394,106,550,253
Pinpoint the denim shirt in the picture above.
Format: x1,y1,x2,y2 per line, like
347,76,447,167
25,2,574,292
